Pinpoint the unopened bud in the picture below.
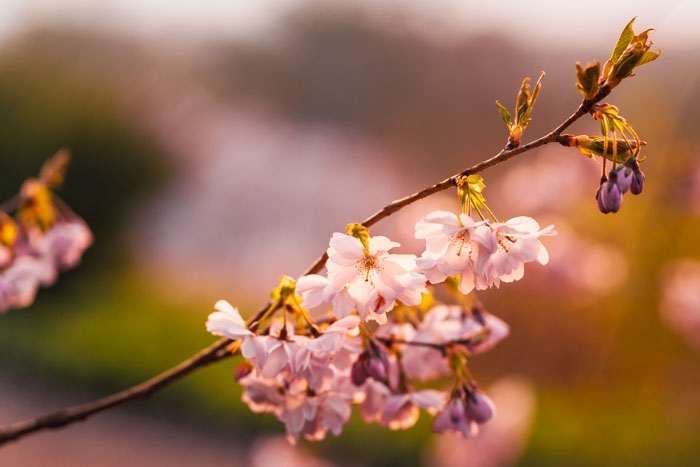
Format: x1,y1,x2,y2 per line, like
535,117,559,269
465,390,496,424
596,177,623,214
612,165,634,194
630,169,645,195
350,357,370,386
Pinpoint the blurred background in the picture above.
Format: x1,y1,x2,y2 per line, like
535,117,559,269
0,1,699,466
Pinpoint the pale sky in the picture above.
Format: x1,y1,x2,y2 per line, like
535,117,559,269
0,0,697,50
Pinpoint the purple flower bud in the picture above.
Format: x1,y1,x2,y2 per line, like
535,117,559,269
612,166,634,194
597,179,623,214
622,156,645,195
351,355,370,386
366,355,388,381
630,169,645,195
449,399,465,423
596,186,610,214
465,390,496,424
351,347,390,385
432,399,475,437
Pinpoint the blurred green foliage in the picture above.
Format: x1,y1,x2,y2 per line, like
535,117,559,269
0,31,170,269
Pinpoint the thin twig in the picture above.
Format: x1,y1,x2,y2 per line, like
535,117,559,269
0,337,233,445
0,89,604,447
302,93,598,276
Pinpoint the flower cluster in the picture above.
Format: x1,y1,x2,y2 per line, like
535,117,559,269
416,212,555,294
0,154,93,313
202,20,662,442
596,156,646,214
207,205,552,442
208,292,508,442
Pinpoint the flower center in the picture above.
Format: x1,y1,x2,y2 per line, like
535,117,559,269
451,231,472,257
359,255,379,281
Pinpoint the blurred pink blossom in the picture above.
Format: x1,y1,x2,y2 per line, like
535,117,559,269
535,220,628,297
0,219,92,313
659,259,700,351
496,146,599,215
249,436,337,467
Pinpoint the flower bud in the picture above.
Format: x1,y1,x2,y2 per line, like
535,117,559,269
596,177,623,214
465,390,496,424
432,398,475,437
351,347,390,386
630,169,645,195
350,357,370,386
611,165,634,194
595,186,608,214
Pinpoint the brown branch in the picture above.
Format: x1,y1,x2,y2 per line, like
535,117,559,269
302,92,600,276
0,337,233,445
0,89,605,447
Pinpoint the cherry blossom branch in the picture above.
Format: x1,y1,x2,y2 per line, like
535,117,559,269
0,87,608,448
375,331,488,353
301,87,608,277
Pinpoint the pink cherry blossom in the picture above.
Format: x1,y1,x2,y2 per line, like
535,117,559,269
0,216,93,313
387,305,510,380
297,232,426,324
36,219,93,271
473,216,555,289
416,211,555,293
414,210,492,294
250,436,337,467
240,368,358,443
381,389,446,430
0,255,57,313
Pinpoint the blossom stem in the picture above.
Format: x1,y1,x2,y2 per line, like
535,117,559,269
290,294,321,337
248,299,283,332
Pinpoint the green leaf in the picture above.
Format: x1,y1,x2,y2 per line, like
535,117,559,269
635,49,661,68
611,17,636,63
575,62,600,99
495,101,512,128
515,77,531,118
577,136,642,163
520,72,544,126
465,174,484,187
530,72,544,106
